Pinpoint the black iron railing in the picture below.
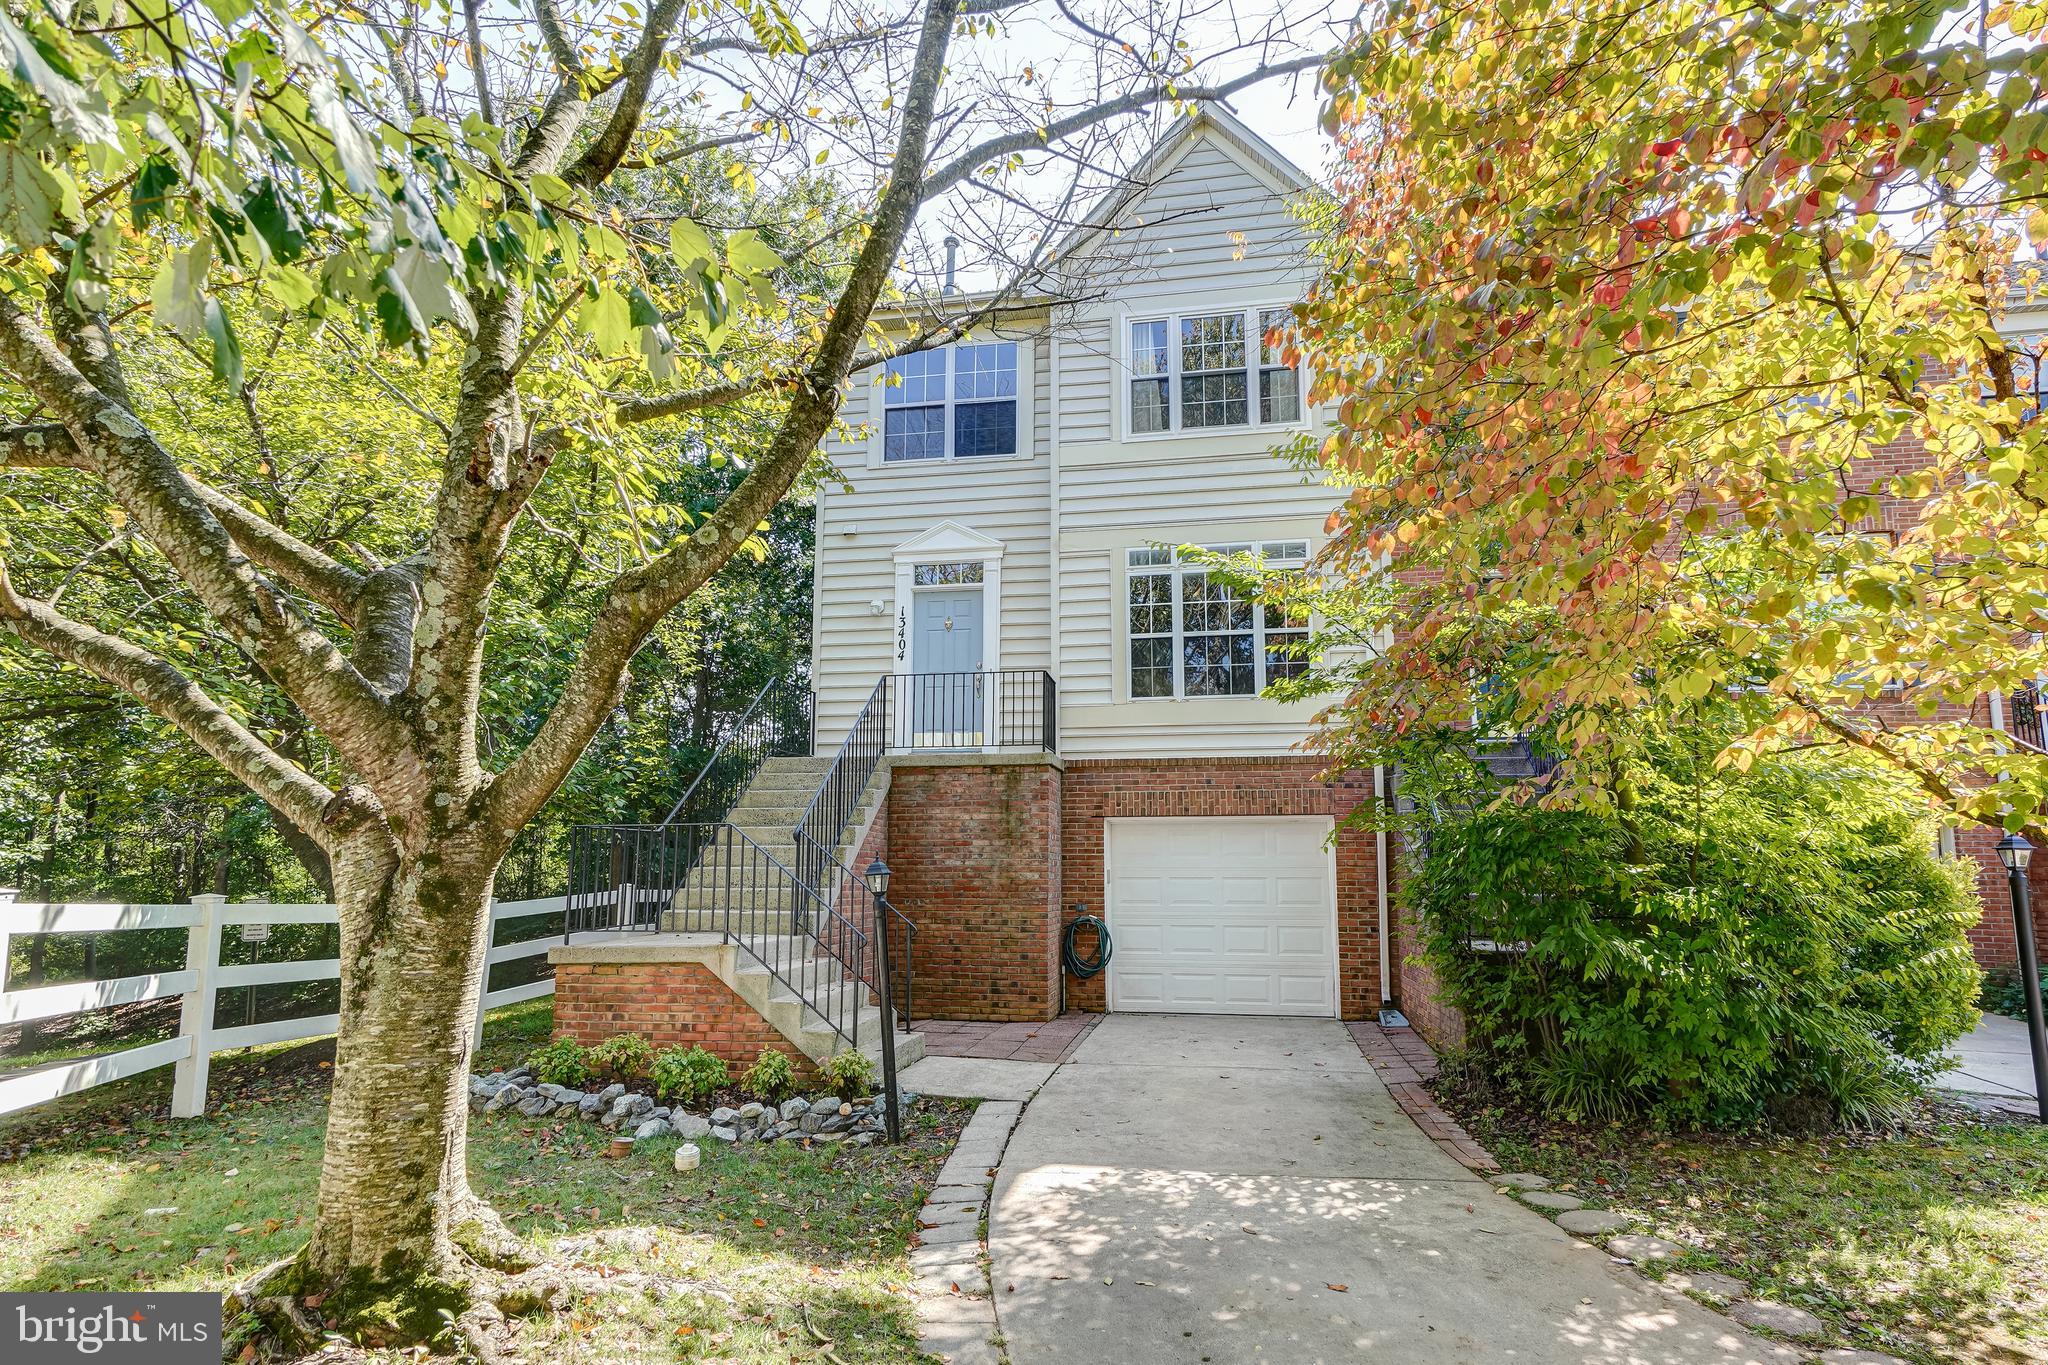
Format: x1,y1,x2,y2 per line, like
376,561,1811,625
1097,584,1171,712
2013,683,2045,753
564,821,877,1050
661,678,814,827
892,668,1057,752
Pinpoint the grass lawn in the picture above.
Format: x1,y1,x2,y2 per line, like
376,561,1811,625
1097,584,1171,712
1438,1075,2048,1365
0,999,965,1362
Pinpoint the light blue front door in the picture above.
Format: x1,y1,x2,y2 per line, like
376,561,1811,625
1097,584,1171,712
911,589,983,742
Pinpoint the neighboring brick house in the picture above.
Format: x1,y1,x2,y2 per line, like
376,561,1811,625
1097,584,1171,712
552,110,2045,1069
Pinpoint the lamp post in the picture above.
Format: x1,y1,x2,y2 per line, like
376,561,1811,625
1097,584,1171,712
865,857,903,1143
1997,833,2047,1124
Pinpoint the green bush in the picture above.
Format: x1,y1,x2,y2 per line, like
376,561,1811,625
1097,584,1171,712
651,1045,728,1104
740,1048,797,1102
1410,747,1981,1130
820,1049,876,1100
525,1037,591,1088
585,1033,655,1086
1982,967,2048,1021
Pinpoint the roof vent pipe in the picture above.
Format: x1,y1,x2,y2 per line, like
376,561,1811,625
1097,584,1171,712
942,235,960,295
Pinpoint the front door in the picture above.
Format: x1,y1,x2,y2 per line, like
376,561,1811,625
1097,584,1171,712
911,588,984,743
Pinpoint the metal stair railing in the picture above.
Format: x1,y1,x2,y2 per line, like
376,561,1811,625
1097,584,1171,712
564,821,874,1051
661,677,814,828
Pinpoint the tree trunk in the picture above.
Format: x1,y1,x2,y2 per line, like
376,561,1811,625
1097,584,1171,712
293,824,499,1339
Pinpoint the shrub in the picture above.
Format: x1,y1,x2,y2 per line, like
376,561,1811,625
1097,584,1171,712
651,1045,728,1104
525,1037,591,1088
820,1049,876,1100
1410,746,1980,1130
1982,967,2047,1022
741,1048,797,1102
585,1033,655,1086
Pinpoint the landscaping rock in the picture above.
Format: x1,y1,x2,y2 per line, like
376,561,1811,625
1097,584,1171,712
553,1099,584,1117
553,1089,587,1109
1520,1192,1583,1212
1555,1210,1630,1237
808,1094,838,1113
484,1085,526,1112
578,1092,606,1119
516,1092,554,1117
504,1066,535,1085
1606,1234,1683,1263
596,1082,626,1104
674,1114,710,1139
1663,1271,1749,1303
710,1125,738,1143
634,1118,671,1141
1492,1172,1550,1190
672,1142,701,1173
800,1111,825,1134
820,1113,853,1134
1729,1300,1829,1342
710,1106,740,1125
850,1132,879,1147
779,1097,810,1121
649,1106,670,1121
738,1101,765,1120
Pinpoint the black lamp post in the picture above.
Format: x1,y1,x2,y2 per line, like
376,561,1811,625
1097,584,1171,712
1997,833,2047,1124
865,857,903,1143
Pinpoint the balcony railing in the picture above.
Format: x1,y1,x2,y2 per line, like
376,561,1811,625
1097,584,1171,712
2012,682,2045,753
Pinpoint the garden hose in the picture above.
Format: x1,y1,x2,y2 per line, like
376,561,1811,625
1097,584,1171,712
1062,915,1113,980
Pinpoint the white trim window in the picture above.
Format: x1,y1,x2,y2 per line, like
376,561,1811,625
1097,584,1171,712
1126,541,1311,699
1126,306,1303,435
883,341,1020,460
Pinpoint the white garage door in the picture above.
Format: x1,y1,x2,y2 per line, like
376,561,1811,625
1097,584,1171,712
1105,817,1336,1017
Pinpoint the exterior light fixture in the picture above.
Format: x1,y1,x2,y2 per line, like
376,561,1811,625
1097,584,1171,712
865,858,892,900
1994,832,2045,1124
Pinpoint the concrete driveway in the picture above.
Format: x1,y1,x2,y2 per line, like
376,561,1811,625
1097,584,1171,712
1942,1012,2041,1104
987,1015,1793,1365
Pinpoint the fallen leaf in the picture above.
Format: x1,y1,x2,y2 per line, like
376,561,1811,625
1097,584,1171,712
1328,1284,1349,1293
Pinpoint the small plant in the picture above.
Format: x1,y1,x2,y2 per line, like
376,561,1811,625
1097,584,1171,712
586,1033,655,1086
652,1045,729,1104
525,1037,591,1088
740,1048,797,1102
820,1049,876,1100
1983,967,2048,1021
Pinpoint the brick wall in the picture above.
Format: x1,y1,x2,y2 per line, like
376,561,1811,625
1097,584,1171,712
552,959,820,1082
1391,898,1466,1052
1057,757,1383,1019
884,759,1062,1022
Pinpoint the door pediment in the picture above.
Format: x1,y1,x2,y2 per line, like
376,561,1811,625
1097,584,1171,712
892,520,1006,563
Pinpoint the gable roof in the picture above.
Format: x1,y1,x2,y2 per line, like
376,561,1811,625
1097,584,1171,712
1049,103,1320,268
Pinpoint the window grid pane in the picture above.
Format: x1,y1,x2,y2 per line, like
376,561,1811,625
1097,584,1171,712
884,349,946,406
954,399,1017,457
1127,554,1312,699
1131,376,1169,433
1180,313,1246,373
1182,371,1247,428
1131,320,1169,376
883,406,945,461
953,342,1018,399
1260,366,1301,423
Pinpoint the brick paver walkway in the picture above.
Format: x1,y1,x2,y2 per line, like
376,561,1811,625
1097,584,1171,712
915,1012,1101,1063
1346,1020,1500,1173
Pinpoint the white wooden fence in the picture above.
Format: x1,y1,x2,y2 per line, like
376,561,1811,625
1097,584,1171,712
0,891,564,1119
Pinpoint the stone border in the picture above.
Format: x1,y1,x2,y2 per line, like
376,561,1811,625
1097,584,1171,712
909,1098,1023,1365
1346,1021,1500,1172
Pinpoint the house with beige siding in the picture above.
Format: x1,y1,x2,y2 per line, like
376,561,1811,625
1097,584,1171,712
801,106,1392,1028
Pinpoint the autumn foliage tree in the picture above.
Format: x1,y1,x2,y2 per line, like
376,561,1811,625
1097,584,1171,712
0,0,1326,1346
1287,0,2048,832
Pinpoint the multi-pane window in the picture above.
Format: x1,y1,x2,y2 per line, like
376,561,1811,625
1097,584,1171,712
883,342,1020,460
1259,308,1301,423
1125,542,1311,698
1127,306,1304,434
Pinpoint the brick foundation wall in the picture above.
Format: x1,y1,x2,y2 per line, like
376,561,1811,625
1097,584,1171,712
884,759,1062,1022
551,960,819,1082
1057,757,1383,1019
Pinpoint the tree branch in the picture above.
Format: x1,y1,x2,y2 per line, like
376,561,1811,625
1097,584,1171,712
489,0,968,833
0,559,338,842
566,0,688,186
921,52,1331,202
